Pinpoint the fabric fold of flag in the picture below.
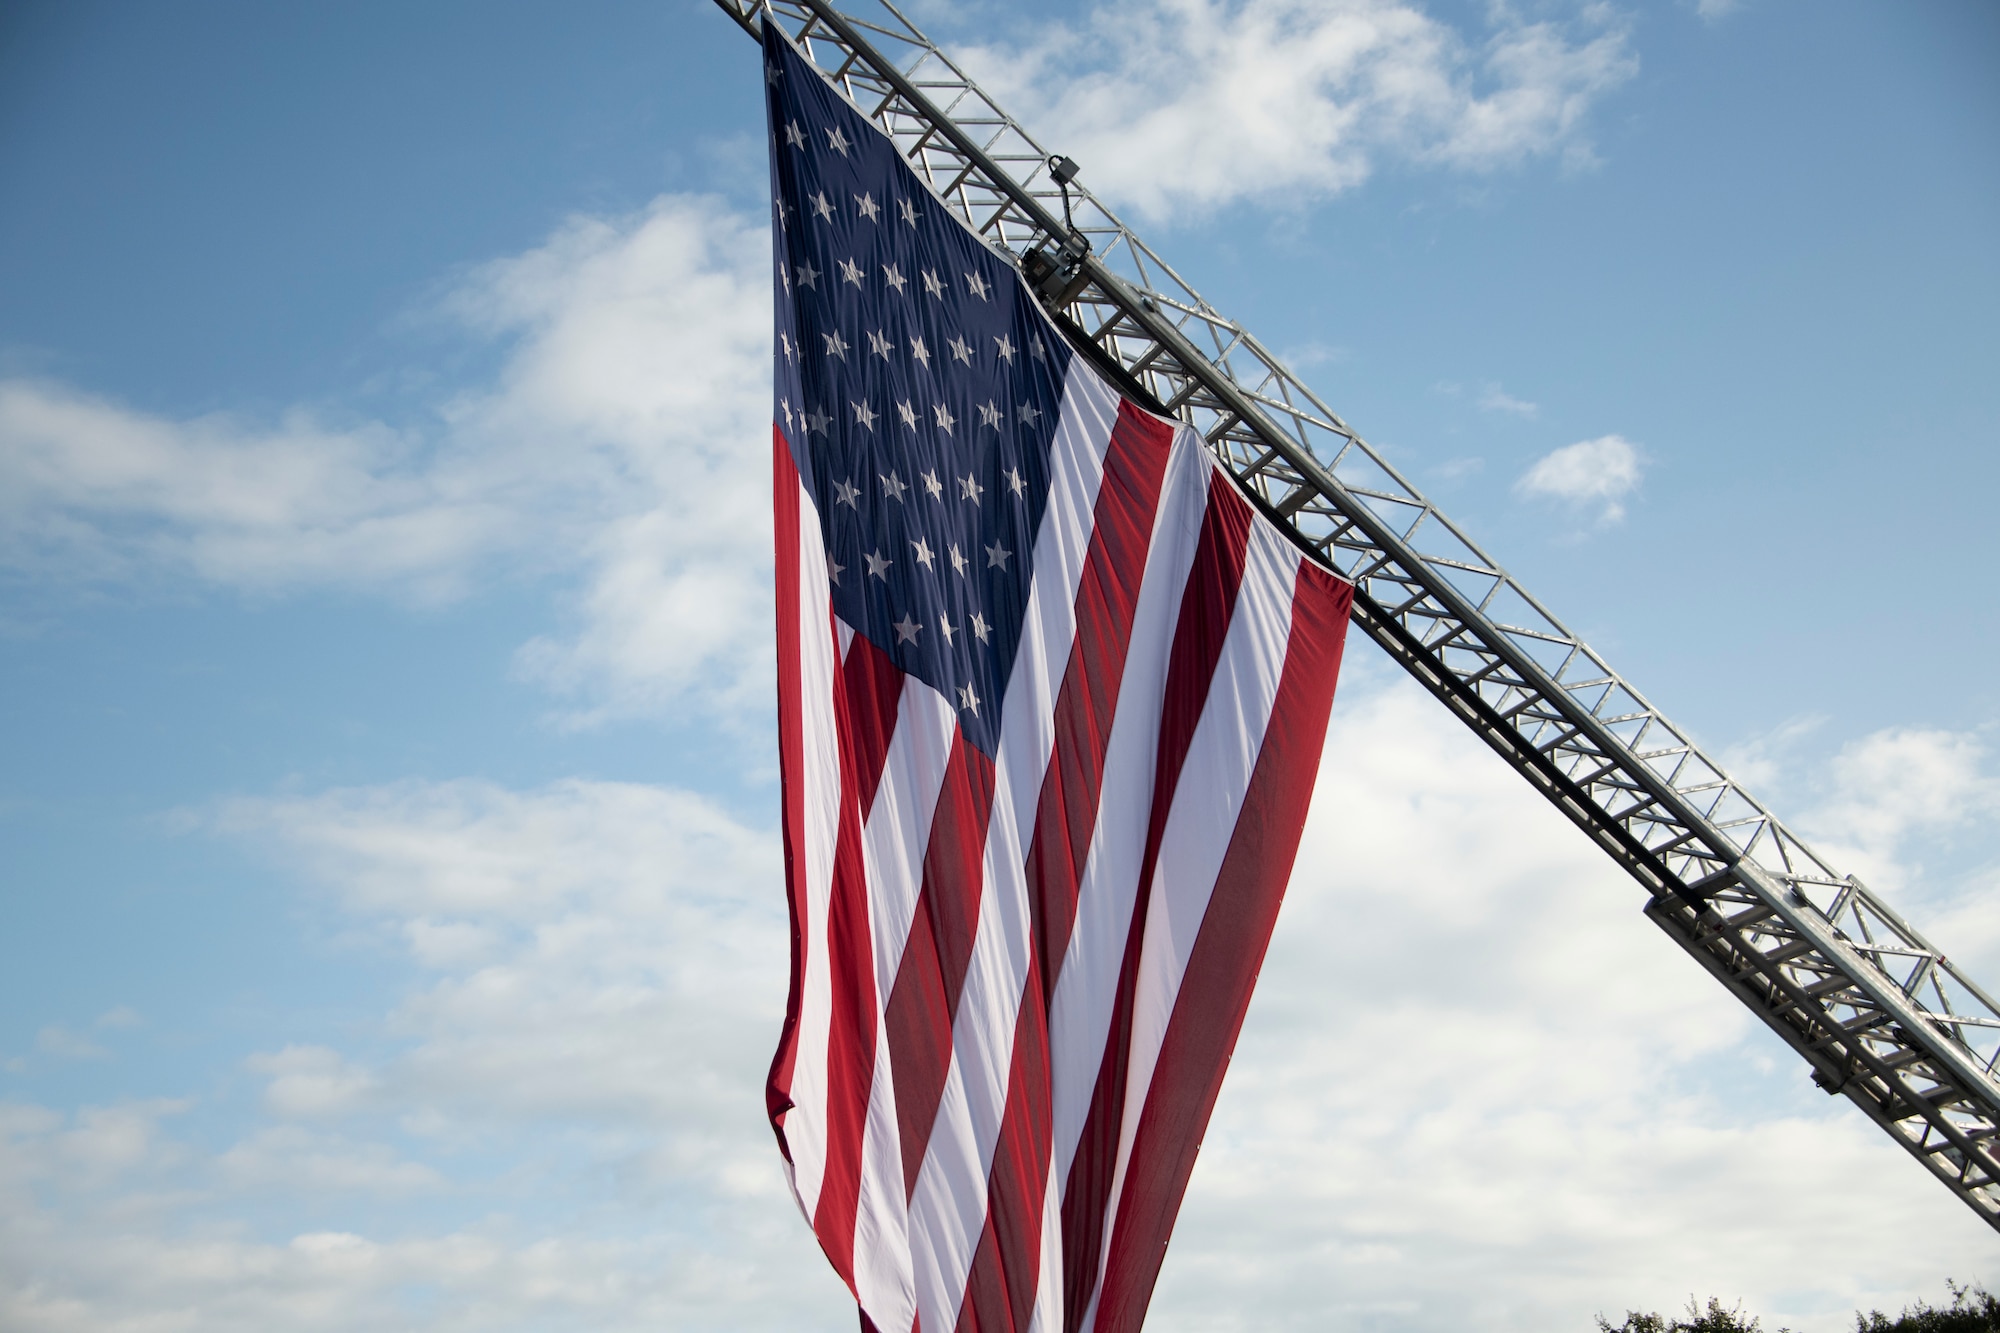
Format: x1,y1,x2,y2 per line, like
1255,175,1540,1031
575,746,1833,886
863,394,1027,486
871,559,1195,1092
760,25,1354,1333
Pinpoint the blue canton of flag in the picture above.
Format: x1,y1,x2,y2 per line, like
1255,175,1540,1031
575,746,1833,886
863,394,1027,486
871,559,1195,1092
765,27,1073,756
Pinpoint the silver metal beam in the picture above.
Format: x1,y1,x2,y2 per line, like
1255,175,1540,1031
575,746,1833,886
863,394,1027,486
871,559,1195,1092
717,0,2000,1229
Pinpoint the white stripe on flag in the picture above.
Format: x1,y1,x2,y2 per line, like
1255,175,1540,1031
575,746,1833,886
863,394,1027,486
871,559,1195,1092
786,480,842,1222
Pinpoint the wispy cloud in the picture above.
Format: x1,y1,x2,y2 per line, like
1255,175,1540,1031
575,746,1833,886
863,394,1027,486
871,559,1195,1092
246,1045,381,1118
955,0,1637,222
1799,727,2000,889
9,685,1996,1330
0,778,828,1332
1428,456,1484,481
0,194,774,723
1278,340,1347,369
1477,382,1538,416
34,1026,108,1061
1514,433,1644,524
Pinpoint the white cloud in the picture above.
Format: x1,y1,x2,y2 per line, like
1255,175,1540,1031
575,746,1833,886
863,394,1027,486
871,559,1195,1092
246,1046,380,1118
34,1026,107,1062
1477,382,1538,416
216,1127,441,1194
220,777,791,1143
0,1211,829,1333
0,1099,193,1191
12,675,2000,1330
0,194,774,719
1810,727,2000,869
1697,0,1742,21
955,0,1637,222
1721,718,2000,900
1515,432,1644,523
0,381,499,599
445,203,775,719
0,779,842,1332
1428,455,1484,481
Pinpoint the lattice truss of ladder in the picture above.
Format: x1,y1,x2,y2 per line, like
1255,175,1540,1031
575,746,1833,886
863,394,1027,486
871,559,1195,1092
715,0,2000,1230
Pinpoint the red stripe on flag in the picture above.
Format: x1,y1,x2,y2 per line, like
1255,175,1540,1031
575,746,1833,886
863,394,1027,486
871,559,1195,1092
1089,562,1353,1333
815,618,888,1288
767,425,811,1147
958,402,1174,1331
1059,475,1256,1333
885,732,999,1199
844,633,908,820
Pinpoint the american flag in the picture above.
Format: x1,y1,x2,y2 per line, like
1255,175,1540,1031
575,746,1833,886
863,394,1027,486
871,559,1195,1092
761,25,1353,1332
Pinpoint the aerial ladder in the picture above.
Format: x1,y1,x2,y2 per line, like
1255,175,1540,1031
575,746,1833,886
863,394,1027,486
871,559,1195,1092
715,0,2000,1232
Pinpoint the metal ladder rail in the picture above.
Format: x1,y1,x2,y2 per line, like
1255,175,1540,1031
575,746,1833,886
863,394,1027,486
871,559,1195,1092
717,0,2000,1228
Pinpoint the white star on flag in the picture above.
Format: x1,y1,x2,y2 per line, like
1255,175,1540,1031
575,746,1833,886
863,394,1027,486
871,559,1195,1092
822,330,848,359
1017,402,1042,426
784,120,806,148
806,407,832,435
965,271,990,300
911,537,935,568
959,474,983,503
883,264,907,295
922,269,945,297
811,191,835,221
948,335,973,365
827,555,844,584
1028,334,1046,361
957,681,980,714
851,401,877,430
867,329,894,358
939,615,956,644
978,401,1003,429
969,610,990,642
909,335,930,368
893,614,921,644
1006,466,1027,496
994,334,1015,364
948,543,968,574
864,549,891,579
932,403,956,434
898,197,919,225
854,192,880,221
880,471,908,501
825,126,850,155
795,261,818,289
839,257,864,287
833,477,859,507
897,400,919,429
986,540,1011,569
921,470,943,499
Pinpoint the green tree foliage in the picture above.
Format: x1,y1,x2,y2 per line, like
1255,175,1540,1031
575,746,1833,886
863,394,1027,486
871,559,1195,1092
1593,1284,2000,1333
1854,1281,2000,1333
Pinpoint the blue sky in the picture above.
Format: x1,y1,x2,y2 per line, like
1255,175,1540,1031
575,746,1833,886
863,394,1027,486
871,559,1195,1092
2,1,1997,1329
